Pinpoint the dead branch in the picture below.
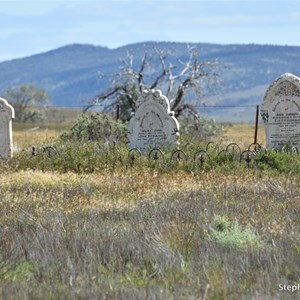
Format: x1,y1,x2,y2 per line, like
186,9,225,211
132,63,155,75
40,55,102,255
87,43,222,120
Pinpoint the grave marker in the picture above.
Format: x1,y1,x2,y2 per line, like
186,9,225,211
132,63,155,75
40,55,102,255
261,73,300,150
128,89,180,151
0,98,14,158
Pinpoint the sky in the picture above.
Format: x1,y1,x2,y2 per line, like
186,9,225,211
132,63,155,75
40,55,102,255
1,0,300,62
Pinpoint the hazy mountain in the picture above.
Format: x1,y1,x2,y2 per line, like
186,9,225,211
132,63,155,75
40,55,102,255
0,42,300,121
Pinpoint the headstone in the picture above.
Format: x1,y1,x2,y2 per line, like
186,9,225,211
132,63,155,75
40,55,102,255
0,98,15,158
128,89,180,151
261,73,300,150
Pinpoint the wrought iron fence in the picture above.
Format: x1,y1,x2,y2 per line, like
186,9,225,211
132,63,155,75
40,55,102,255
26,140,299,172
127,141,299,168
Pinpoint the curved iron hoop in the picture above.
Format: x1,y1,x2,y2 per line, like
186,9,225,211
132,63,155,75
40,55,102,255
281,145,290,153
129,148,142,161
217,149,228,156
42,146,57,158
226,143,241,155
240,150,255,167
194,150,209,166
217,149,239,163
148,148,165,162
281,145,299,154
171,150,187,162
206,141,219,153
291,146,299,154
248,143,262,152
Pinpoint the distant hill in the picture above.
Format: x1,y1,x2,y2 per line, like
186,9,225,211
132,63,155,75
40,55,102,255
1,42,300,122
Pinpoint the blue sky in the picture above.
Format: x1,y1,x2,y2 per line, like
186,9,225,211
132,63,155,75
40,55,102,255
1,0,300,62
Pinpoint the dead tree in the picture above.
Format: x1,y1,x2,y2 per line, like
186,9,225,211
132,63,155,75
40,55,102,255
85,44,221,122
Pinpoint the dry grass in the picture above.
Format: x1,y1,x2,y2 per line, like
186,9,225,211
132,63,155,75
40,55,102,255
12,122,64,149
1,168,299,220
0,123,299,299
13,130,59,149
215,123,266,149
0,168,299,299
12,123,266,151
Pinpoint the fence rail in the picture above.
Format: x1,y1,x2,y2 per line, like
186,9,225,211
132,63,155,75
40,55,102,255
133,142,298,167
30,141,299,170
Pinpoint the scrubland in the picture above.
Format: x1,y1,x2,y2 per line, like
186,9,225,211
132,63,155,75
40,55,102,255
0,124,299,300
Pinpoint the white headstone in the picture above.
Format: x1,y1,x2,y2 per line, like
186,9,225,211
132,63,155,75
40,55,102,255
261,73,300,150
128,89,180,151
0,98,15,158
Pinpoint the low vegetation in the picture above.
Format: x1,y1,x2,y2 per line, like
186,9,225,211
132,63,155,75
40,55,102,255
1,115,299,299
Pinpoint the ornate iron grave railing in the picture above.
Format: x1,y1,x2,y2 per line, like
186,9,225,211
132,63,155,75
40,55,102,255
29,141,299,170
128,141,299,168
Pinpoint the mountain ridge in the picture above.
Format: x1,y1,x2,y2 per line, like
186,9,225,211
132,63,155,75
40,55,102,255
1,41,300,121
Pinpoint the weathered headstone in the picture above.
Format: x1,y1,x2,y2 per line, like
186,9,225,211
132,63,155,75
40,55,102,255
261,73,300,150
0,98,15,158
128,89,180,151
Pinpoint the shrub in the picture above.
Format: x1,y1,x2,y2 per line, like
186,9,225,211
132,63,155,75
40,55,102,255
254,150,300,175
179,116,225,145
210,216,262,250
60,113,128,145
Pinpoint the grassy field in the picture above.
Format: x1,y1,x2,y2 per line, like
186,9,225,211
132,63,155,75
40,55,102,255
12,122,266,150
216,123,266,148
0,123,299,299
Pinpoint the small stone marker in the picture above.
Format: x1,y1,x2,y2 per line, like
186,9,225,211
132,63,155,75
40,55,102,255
261,73,300,150
0,98,15,158
128,89,180,151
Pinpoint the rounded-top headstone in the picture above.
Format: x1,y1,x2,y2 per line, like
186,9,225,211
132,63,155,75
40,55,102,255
261,73,300,150
128,89,180,152
0,97,15,158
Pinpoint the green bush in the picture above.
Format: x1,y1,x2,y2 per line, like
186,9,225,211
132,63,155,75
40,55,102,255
254,150,300,175
180,116,225,145
60,113,128,144
210,216,262,250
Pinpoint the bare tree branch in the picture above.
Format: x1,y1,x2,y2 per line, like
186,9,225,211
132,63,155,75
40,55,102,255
149,47,168,89
83,86,122,112
137,54,148,93
174,103,199,119
171,78,191,112
87,43,222,121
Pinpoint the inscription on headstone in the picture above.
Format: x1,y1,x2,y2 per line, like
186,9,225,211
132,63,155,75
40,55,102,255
261,73,300,150
128,90,180,151
0,98,14,158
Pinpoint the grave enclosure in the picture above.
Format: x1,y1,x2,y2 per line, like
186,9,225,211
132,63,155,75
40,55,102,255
0,97,14,159
261,73,300,150
2,76,300,161
126,83,300,154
